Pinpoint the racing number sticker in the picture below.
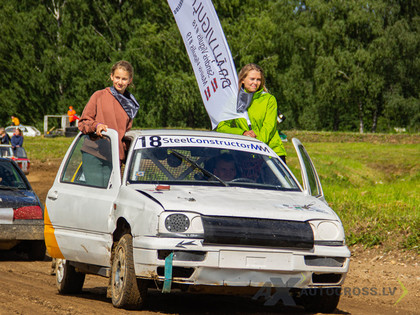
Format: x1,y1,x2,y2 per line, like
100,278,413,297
139,136,162,148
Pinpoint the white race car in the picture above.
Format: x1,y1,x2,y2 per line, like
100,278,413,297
45,129,350,312
5,125,41,137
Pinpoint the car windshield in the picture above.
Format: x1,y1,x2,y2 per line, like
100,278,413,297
127,136,300,191
0,160,29,189
0,147,13,158
14,147,28,158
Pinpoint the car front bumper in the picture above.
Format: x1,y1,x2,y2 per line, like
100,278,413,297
132,236,350,289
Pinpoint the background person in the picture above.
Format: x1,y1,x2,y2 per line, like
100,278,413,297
217,63,287,163
78,60,139,186
11,128,23,150
11,116,20,126
67,106,79,126
0,127,11,144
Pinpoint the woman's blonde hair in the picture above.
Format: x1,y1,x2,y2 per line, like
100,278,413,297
238,63,267,92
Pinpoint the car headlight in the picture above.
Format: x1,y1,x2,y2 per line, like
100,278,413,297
159,212,204,237
165,214,190,232
309,220,345,245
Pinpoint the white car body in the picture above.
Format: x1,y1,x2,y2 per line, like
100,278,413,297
5,125,41,137
45,129,350,312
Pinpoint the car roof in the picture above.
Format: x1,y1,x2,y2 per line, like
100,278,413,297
0,157,16,163
6,125,35,129
125,129,263,143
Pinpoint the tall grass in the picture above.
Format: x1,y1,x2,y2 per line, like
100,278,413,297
23,131,420,253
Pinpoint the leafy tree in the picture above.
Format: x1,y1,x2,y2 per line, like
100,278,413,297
0,0,418,132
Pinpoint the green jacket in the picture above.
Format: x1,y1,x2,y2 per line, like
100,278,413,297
217,89,287,156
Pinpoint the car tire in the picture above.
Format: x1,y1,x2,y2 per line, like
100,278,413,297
300,287,341,313
111,234,147,309
56,259,86,294
26,240,46,261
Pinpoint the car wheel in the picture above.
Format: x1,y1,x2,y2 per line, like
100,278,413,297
111,234,147,309
26,240,46,261
300,287,341,313
56,259,85,294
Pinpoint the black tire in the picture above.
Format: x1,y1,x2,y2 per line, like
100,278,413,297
26,240,46,261
111,234,147,309
300,287,341,313
56,259,85,294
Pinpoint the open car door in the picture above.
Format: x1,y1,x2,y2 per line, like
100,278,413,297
292,138,326,204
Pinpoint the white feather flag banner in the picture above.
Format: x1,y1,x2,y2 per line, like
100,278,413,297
167,0,246,129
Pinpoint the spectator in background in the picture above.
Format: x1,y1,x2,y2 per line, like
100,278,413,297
11,128,23,150
0,127,11,144
11,116,20,126
67,106,79,126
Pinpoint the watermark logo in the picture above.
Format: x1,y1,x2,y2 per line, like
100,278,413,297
252,276,408,307
395,278,408,305
252,274,306,306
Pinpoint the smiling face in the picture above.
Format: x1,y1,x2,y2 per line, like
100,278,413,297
241,70,262,93
110,68,132,94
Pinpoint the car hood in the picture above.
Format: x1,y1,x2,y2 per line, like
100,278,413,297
134,185,338,222
0,189,40,208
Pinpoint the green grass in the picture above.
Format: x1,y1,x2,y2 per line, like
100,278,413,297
24,136,74,161
23,131,420,253
283,133,419,253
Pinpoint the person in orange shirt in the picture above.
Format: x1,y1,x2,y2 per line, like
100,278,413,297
67,106,79,126
11,116,20,126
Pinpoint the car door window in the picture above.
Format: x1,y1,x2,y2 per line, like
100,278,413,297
292,138,324,199
61,134,112,188
0,161,27,188
14,147,27,158
299,147,320,197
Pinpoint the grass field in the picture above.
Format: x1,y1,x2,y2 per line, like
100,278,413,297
24,130,419,253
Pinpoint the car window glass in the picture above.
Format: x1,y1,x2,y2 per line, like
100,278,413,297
297,144,321,197
61,135,112,188
0,161,28,189
128,146,299,191
0,147,13,157
14,147,27,158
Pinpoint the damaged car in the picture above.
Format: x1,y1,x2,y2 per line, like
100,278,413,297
0,157,45,260
45,129,350,312
0,145,31,175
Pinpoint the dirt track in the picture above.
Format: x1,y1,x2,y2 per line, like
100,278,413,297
0,159,417,314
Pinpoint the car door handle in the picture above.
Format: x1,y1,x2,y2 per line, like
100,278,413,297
47,191,58,200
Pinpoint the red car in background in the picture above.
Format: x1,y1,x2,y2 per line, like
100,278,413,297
0,145,30,175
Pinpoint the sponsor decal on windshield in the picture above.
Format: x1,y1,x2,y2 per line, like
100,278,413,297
134,135,277,157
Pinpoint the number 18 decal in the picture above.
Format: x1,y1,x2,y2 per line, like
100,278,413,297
139,136,162,148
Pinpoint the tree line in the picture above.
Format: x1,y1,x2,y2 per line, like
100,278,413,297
1,0,419,133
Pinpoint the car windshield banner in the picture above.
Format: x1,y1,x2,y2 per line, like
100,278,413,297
134,135,277,157
167,0,247,129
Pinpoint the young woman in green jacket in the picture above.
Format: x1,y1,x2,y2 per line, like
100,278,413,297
217,63,287,163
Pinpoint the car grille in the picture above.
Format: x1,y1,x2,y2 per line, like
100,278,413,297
202,216,314,249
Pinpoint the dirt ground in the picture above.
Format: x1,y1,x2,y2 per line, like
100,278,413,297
0,159,417,314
